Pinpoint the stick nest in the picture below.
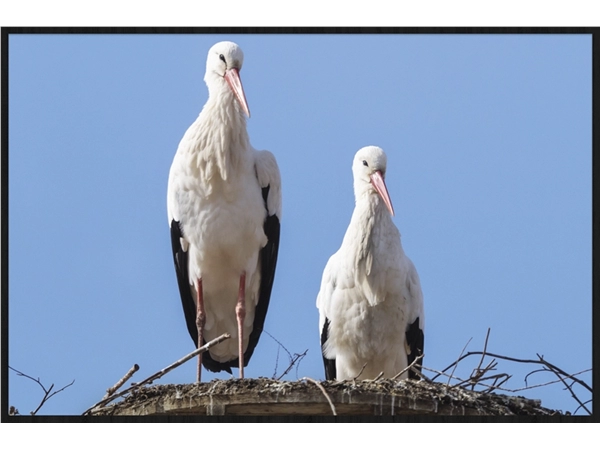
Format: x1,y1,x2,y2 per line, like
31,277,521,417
91,377,562,416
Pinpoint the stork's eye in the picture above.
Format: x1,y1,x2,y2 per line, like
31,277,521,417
219,54,226,63
362,160,368,167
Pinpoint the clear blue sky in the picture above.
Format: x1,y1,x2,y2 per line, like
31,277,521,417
7,33,592,415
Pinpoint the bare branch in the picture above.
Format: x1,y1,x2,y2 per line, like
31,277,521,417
372,372,385,382
392,354,424,381
573,399,592,415
436,336,471,386
536,353,591,415
352,363,368,382
474,328,491,376
103,364,140,400
9,366,75,415
437,351,591,393
302,377,337,416
410,365,433,383
276,349,308,381
422,364,590,399
469,328,492,390
263,330,306,380
82,332,231,415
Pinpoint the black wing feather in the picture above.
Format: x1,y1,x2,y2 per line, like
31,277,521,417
321,317,337,380
169,220,202,347
405,317,424,380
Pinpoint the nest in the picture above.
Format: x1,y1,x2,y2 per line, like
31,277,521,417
90,377,561,416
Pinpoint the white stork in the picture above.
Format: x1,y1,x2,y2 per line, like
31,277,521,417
316,146,424,381
167,41,281,382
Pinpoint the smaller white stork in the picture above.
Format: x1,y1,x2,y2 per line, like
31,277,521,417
316,146,424,381
167,41,281,382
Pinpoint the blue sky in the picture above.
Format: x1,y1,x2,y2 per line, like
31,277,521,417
7,32,592,416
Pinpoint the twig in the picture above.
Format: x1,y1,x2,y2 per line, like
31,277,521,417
352,363,368,382
9,366,75,415
272,344,280,378
443,337,472,387
422,364,590,397
82,333,231,415
474,329,491,374
573,399,592,415
455,373,511,393
302,377,337,416
482,373,512,394
372,372,384,382
263,330,292,376
466,359,497,390
537,353,591,415
524,367,549,386
392,354,424,380
103,364,140,400
438,351,592,393
410,366,433,382
470,328,491,390
263,330,306,380
276,349,308,381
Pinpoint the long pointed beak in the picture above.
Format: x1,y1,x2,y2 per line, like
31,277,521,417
224,68,250,117
370,170,395,216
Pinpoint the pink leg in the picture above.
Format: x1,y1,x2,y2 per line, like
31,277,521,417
236,272,246,379
196,278,205,384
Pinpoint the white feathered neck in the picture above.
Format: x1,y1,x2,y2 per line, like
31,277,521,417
347,192,397,274
178,81,251,188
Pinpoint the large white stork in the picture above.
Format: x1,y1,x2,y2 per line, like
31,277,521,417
316,146,424,381
167,41,281,382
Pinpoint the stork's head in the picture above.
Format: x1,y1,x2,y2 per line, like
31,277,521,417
204,41,250,117
352,146,395,216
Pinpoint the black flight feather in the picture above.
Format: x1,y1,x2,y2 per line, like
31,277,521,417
405,316,424,380
321,318,337,380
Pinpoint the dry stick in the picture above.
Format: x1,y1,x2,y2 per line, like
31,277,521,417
263,330,308,380
277,349,308,381
302,377,337,416
352,363,368,382
573,399,593,415
466,360,497,391
536,353,591,415
410,366,433,382
437,351,592,393
392,354,424,380
82,333,231,415
524,367,552,386
481,371,591,394
9,366,75,415
470,328,491,390
263,330,292,377
456,373,511,392
31,380,75,415
444,337,472,387
372,372,385,382
487,374,512,393
103,364,140,400
422,364,590,396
